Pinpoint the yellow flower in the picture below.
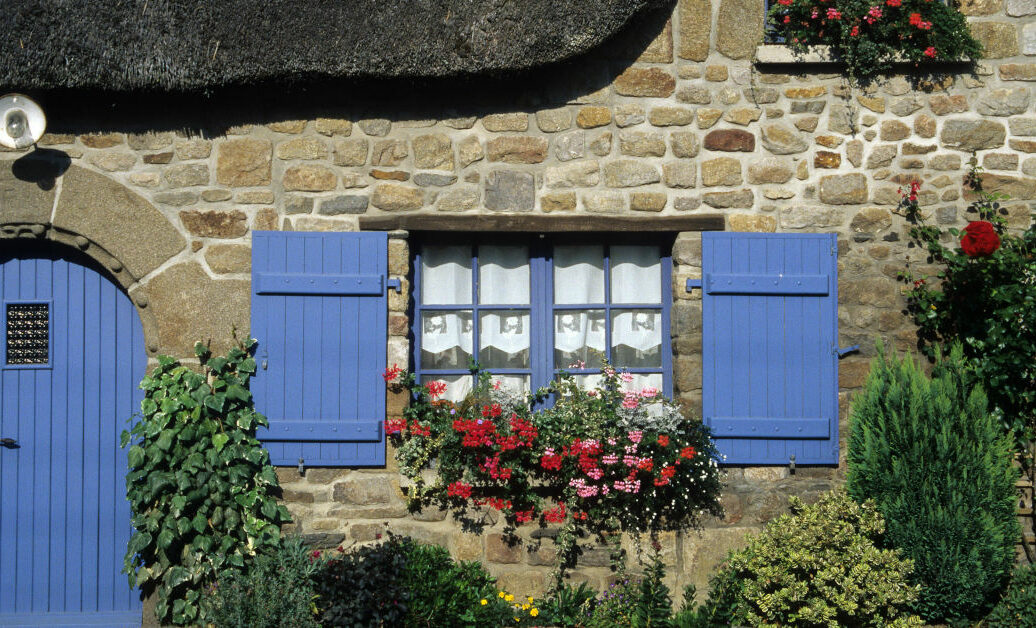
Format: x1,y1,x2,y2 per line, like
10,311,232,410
514,618,520,623
522,603,530,610
531,608,539,617
498,591,506,598
527,596,534,603
480,599,487,606
505,594,514,602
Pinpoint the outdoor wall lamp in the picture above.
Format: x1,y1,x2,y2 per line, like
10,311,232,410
0,93,46,149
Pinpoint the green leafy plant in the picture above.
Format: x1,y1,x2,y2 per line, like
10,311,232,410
985,564,1036,628
846,344,1019,622
900,161,1036,451
316,536,410,627
715,490,923,627
385,360,723,590
121,340,291,626
541,581,596,627
766,0,981,84
631,545,675,628
671,571,741,628
586,576,641,627
202,535,323,628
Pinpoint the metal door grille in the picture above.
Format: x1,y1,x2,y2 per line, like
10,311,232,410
6,303,49,365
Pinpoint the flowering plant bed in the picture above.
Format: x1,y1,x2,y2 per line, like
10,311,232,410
765,0,981,83
384,362,723,584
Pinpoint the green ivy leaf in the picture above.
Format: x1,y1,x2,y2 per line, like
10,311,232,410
212,432,229,452
157,528,174,549
127,445,145,469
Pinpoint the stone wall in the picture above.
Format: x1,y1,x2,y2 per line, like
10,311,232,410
2,0,1034,599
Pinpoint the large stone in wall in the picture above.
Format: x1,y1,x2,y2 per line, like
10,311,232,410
701,157,742,186
484,170,535,211
545,161,601,189
760,123,809,154
603,161,661,187
678,0,711,61
747,158,794,184
975,88,1031,116
180,209,248,238
216,138,272,187
613,67,676,97
819,173,868,205
716,0,764,60
52,166,185,279
0,158,56,224
940,119,1006,151
1007,0,1036,15
704,129,755,152
969,22,1020,58
780,206,843,229
371,184,425,211
965,174,1036,200
1000,63,1036,80
959,0,1003,14
146,261,249,357
486,137,548,163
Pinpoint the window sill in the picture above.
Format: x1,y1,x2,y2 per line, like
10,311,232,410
755,44,837,64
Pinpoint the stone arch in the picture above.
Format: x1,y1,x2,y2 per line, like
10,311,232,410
0,159,187,355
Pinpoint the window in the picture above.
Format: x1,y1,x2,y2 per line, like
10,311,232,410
413,239,672,401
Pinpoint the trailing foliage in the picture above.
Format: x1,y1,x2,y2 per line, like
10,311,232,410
385,361,723,589
846,345,1019,622
202,535,322,628
900,162,1036,451
715,490,923,627
985,564,1036,628
766,0,981,85
121,340,290,626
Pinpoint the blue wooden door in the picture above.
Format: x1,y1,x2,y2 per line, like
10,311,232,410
0,244,144,627
701,233,839,465
251,232,387,467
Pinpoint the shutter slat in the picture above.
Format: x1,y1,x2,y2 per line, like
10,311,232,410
264,420,382,441
705,273,828,295
255,272,384,295
709,417,830,438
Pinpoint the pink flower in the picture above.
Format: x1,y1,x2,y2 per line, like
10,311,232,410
425,380,448,399
627,430,643,444
621,392,640,409
924,46,937,58
783,15,791,23
602,454,620,465
886,0,901,6
620,372,634,383
640,387,658,399
826,7,841,19
867,6,882,18
851,25,860,36
587,468,604,480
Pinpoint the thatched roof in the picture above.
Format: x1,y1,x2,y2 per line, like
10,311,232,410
0,0,668,92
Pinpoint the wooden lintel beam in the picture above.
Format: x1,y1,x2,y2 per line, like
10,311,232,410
358,214,726,232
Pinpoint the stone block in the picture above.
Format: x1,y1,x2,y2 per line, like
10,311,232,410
314,118,352,137
696,108,723,129
969,22,1020,58
332,477,396,505
814,151,841,169
576,106,612,129
87,152,137,172
486,137,548,163
890,96,923,117
930,153,962,171
678,0,711,61
545,161,601,189
940,119,1006,151
412,134,454,170
827,103,857,134
1010,139,1036,153
704,129,755,152
630,192,667,212
1000,63,1036,80
216,139,271,187
649,107,694,127
677,85,712,105
975,88,1031,116
619,130,666,157
163,164,209,188
1007,0,1036,15
357,119,391,136
614,104,646,127
819,173,867,205
701,157,742,186
555,132,585,162
583,191,626,213
1010,117,1036,136
728,214,776,232
723,108,762,126
880,120,910,141
536,107,572,133
276,137,328,160
850,208,893,234
145,262,249,356
984,153,1019,170
319,195,369,214
333,138,369,166
590,132,613,157
0,159,57,224
716,0,764,59
205,244,251,274
760,122,809,154
482,113,529,132
663,161,696,188
671,131,701,158
283,165,337,191
437,187,480,211
603,161,660,187
371,184,424,211
80,133,123,148
965,173,1036,200
613,67,675,97
702,189,753,208
780,206,843,229
142,151,173,165
485,171,535,211
1024,24,1036,55
541,192,577,212
180,209,249,238
486,534,523,563
371,139,407,166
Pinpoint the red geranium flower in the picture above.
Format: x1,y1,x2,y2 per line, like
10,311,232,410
960,221,1001,257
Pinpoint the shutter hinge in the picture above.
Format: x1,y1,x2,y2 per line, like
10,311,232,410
789,454,796,475
298,457,305,475
386,278,402,293
685,278,703,292
836,344,859,358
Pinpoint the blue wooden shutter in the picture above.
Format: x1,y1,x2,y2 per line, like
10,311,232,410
701,232,839,465
251,231,387,467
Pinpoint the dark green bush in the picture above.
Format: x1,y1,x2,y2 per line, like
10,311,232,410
715,490,922,627
400,541,513,627
671,570,740,628
316,536,409,627
985,564,1036,628
541,581,596,628
847,345,1019,622
203,535,322,628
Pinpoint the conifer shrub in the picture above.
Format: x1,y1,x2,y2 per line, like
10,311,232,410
710,490,922,627
846,344,1019,623
985,564,1036,628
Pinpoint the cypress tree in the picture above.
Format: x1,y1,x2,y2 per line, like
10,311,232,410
846,344,1019,623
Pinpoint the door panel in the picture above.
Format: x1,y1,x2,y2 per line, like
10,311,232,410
0,244,143,627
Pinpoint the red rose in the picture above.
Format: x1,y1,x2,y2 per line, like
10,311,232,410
960,221,1001,257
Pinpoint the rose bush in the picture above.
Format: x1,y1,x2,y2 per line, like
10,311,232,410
384,361,723,587
766,0,981,84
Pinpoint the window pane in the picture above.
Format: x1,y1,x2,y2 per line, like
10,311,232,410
627,373,663,394
421,246,471,305
611,309,662,368
554,245,604,304
573,373,604,390
491,374,530,395
554,310,605,369
611,245,662,304
420,310,472,369
479,246,530,305
479,310,530,368
420,374,472,404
